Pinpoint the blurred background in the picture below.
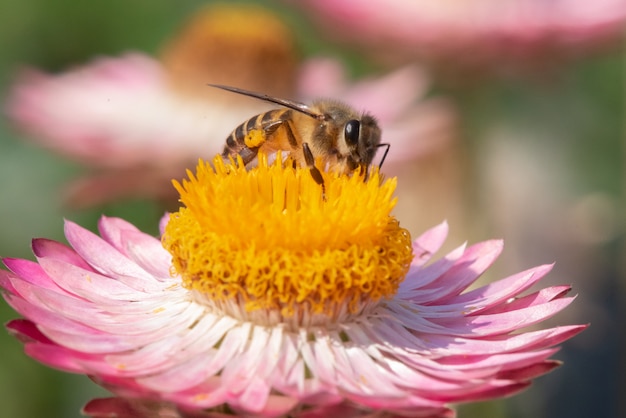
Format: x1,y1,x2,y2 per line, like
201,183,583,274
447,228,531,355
0,0,624,417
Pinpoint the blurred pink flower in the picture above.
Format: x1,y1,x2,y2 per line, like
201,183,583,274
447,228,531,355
2,216,584,417
4,53,271,206
5,2,302,207
5,53,454,207
292,0,626,72
6,53,271,170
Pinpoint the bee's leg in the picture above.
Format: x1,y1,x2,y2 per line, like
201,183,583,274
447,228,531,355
376,143,391,170
302,142,326,198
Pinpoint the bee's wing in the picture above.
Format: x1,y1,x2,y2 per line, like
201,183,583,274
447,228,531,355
208,84,324,121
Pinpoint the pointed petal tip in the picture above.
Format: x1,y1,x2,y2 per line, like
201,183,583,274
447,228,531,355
6,318,52,344
413,221,450,251
1,256,18,268
488,238,504,249
30,238,45,257
82,397,134,417
577,323,590,332
535,262,555,273
5,318,29,334
31,237,61,257
97,215,119,229
435,220,449,234
62,218,80,234
159,213,171,236
497,359,564,381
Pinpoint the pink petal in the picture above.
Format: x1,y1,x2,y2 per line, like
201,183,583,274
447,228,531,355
119,229,172,278
421,240,504,300
63,220,163,292
82,397,141,418
412,325,587,355
6,318,53,344
158,213,170,236
0,269,18,294
98,215,145,253
36,256,153,301
479,285,572,315
32,237,94,270
24,342,104,374
402,243,466,290
2,257,66,293
411,221,449,267
432,297,575,336
445,264,554,312
496,360,561,381
3,292,102,336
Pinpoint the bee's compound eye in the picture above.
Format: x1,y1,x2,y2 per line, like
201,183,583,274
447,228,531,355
344,120,360,145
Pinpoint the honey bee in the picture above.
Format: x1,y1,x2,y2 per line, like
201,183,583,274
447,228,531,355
209,84,389,191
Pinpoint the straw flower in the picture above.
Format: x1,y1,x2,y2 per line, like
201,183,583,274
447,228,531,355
1,155,584,417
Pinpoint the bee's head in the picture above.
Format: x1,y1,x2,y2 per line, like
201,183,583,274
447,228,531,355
311,101,385,173
343,113,382,169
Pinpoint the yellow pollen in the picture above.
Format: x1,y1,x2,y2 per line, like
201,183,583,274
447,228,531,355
244,129,266,148
162,154,413,318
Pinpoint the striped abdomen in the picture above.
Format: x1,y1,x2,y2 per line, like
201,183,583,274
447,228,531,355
222,109,297,165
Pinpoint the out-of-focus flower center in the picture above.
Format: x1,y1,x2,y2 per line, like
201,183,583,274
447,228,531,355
162,154,413,325
161,4,297,99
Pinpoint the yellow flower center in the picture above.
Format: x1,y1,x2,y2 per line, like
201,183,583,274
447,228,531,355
162,154,413,325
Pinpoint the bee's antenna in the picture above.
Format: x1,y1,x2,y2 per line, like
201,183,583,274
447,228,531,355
207,84,324,121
